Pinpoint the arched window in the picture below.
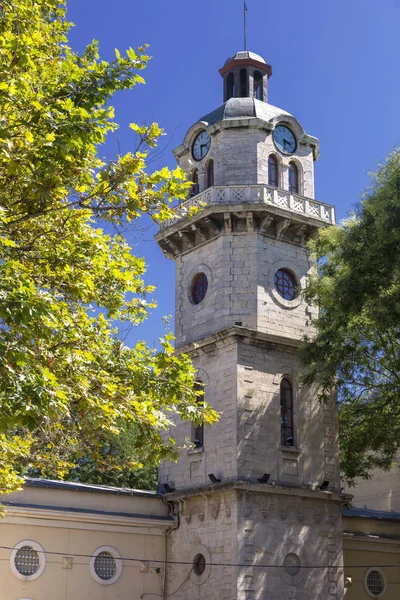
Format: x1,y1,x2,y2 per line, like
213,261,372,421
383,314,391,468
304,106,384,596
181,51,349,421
192,381,204,448
190,169,199,197
254,71,263,101
289,162,299,194
227,72,235,100
280,379,294,446
206,160,214,188
268,155,278,187
239,68,248,97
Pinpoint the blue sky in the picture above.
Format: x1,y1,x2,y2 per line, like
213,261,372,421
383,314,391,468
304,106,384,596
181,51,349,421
67,0,400,347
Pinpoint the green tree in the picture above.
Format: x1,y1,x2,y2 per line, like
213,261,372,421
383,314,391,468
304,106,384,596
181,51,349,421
301,150,400,484
67,425,159,490
0,0,217,496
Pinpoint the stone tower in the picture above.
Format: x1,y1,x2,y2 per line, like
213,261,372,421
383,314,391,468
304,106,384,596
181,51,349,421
156,51,344,600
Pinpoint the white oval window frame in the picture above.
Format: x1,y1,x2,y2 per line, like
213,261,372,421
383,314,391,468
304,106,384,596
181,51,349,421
364,567,387,598
90,545,122,586
10,540,46,581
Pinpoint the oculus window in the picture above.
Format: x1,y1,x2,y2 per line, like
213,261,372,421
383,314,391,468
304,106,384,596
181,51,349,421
193,553,206,576
90,546,122,585
274,269,297,301
365,568,386,598
191,273,208,305
283,553,301,576
10,540,46,581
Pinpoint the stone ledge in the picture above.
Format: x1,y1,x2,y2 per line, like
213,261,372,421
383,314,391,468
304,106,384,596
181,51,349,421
177,325,304,355
163,477,350,505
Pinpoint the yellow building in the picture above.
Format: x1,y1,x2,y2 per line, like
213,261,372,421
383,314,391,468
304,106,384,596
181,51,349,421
0,478,172,600
1,477,400,599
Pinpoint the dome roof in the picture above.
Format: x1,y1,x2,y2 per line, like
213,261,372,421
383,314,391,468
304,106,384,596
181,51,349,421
224,51,266,65
198,97,292,127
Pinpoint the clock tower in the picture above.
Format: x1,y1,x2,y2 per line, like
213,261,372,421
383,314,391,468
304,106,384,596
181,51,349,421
156,51,345,600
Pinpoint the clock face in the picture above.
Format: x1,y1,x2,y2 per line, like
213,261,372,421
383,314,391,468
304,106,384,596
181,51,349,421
192,130,211,161
272,124,297,155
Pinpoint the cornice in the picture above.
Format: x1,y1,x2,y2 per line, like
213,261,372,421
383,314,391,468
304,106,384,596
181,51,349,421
176,325,304,355
163,478,349,505
219,57,272,77
1,503,174,532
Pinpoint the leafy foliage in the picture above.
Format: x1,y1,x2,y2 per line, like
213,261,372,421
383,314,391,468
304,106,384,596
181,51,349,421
0,0,218,495
301,151,400,484
66,425,158,490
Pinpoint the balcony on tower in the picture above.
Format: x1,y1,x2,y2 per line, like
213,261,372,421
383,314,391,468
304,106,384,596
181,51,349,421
156,184,335,259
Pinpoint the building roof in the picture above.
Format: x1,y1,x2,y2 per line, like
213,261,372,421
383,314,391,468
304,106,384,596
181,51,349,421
198,97,292,127
25,477,160,498
342,507,400,522
224,51,266,65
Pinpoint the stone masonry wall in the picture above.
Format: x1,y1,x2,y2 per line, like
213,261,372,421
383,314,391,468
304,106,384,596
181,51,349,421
175,234,258,347
175,232,317,348
165,488,344,600
158,336,239,490
236,338,341,491
176,121,315,199
236,489,344,600
255,234,316,341
165,490,238,600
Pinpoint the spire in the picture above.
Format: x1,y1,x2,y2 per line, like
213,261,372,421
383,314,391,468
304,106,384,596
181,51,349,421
244,1,248,51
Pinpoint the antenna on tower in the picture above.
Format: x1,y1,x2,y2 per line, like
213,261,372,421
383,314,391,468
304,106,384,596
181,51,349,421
244,1,248,51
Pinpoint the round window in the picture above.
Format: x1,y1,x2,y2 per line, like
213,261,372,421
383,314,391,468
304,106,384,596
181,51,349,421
10,540,46,581
365,568,386,597
283,553,301,576
94,551,116,581
274,269,297,301
90,546,122,585
191,273,208,305
193,553,206,576
14,546,40,577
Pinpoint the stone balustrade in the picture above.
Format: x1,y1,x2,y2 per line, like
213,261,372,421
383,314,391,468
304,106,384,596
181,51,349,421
159,185,335,230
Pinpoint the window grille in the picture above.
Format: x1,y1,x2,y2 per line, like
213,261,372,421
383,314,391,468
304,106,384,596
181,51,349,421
94,551,116,581
14,546,40,577
274,269,297,301
366,570,385,596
